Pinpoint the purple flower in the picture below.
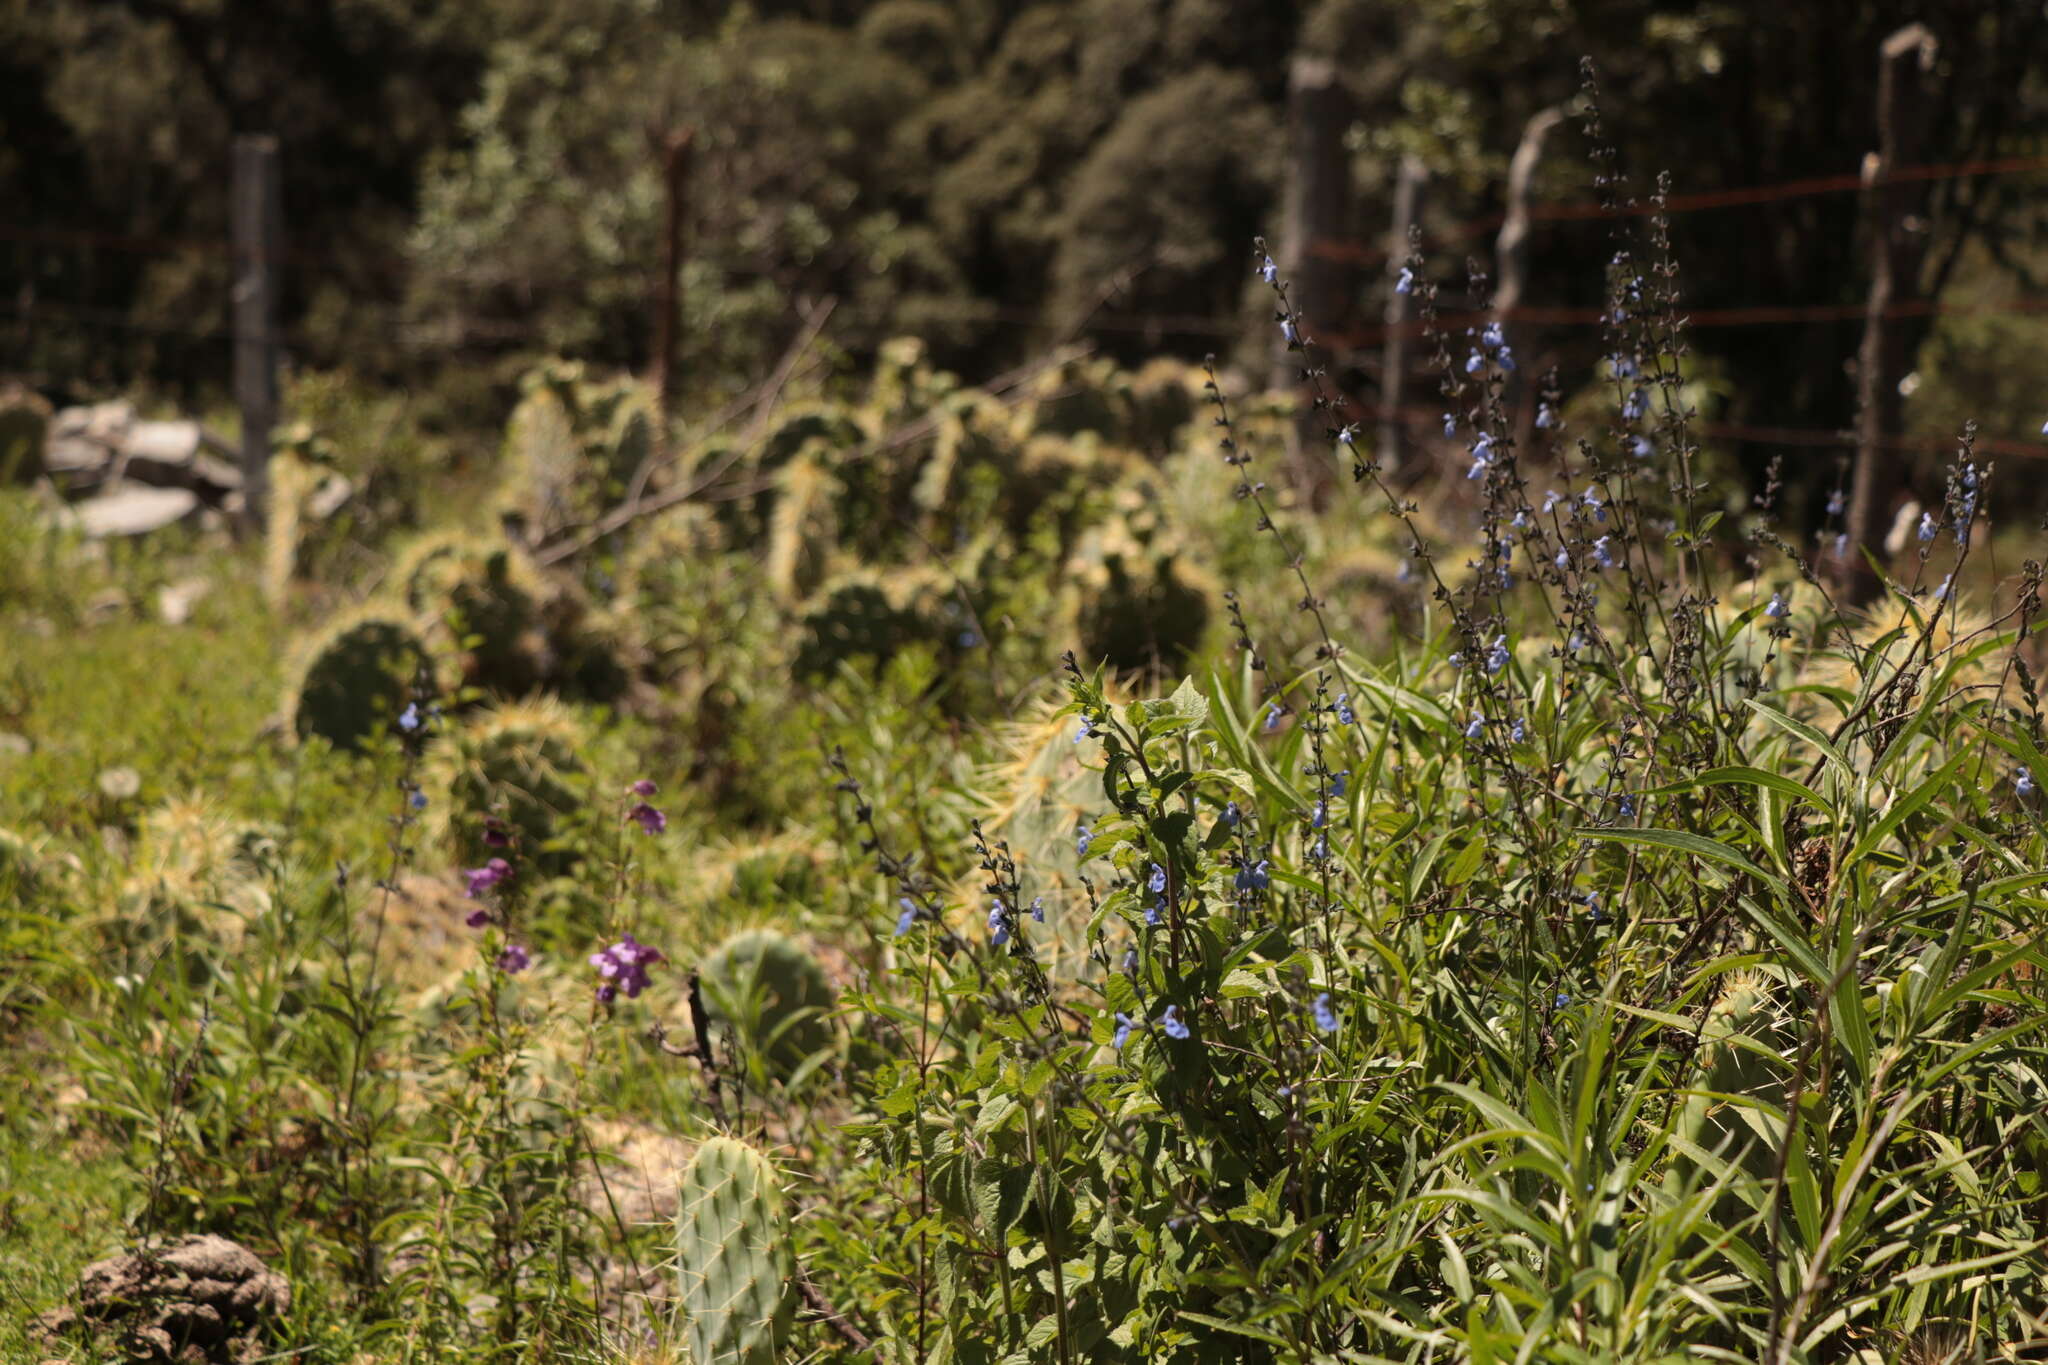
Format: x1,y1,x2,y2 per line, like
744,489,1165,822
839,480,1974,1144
629,802,666,835
1312,992,1339,1034
1465,350,1485,375
630,778,658,797
1222,800,1242,826
1281,317,1300,345
1329,771,1348,799
465,908,492,929
590,933,664,1000
464,858,512,899
1609,354,1638,380
1144,897,1162,927
1481,321,1506,351
1826,489,1845,518
497,943,532,973
1122,947,1138,973
1511,717,1527,744
1159,1005,1190,1040
482,820,512,849
988,899,1010,946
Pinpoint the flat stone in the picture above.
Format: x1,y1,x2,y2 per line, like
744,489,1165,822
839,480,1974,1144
44,433,114,475
123,419,202,466
74,484,199,537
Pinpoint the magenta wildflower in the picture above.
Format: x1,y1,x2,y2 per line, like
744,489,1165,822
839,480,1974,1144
630,778,658,797
590,933,664,999
497,943,532,973
629,802,667,835
465,908,492,929
464,858,512,899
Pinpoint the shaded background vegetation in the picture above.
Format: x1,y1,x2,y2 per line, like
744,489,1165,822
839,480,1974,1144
4,0,2045,483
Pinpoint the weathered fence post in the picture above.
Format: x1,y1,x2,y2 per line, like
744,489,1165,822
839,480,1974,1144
1272,54,1356,495
1496,106,1564,444
232,134,280,534
1378,154,1427,472
1839,23,1938,604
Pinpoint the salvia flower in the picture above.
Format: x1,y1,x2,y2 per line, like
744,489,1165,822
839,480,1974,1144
1543,489,1564,514
1609,354,1638,379
1312,992,1339,1034
398,702,423,734
1918,511,1938,543
1263,701,1283,733
590,933,663,1000
1259,255,1278,285
1281,317,1300,345
1113,1012,1136,1048
1074,715,1098,743
1826,489,1845,518
1583,489,1607,522
1158,1004,1190,1040
497,943,532,973
464,858,512,899
1335,692,1355,725
1030,896,1045,924
1336,424,1357,448
1554,547,1571,573
894,898,917,936
1329,770,1348,799
988,899,1010,946
1394,265,1414,295
1765,591,1790,619
1236,859,1271,894
1511,717,1527,744
1555,993,1571,1009
1935,573,1953,603
1442,412,1457,438
1310,799,1327,829
2019,769,2038,799
1122,947,1138,973
629,802,667,835
1076,823,1093,857
482,819,512,849
1592,536,1615,570
1535,402,1558,430
1630,435,1654,460
408,789,428,811
1464,714,1484,740
1465,350,1485,375
1481,321,1506,351
1147,863,1167,894
1485,635,1510,675
1622,388,1648,421
1144,897,1162,927
1221,800,1242,827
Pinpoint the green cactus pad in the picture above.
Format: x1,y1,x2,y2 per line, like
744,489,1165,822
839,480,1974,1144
700,928,837,1082
674,1135,794,1365
282,609,433,752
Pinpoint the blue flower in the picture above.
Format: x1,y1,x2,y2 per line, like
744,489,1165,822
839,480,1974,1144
1147,863,1167,894
1222,800,1242,827
1465,350,1485,375
1395,266,1414,295
1554,547,1571,572
1622,388,1648,421
1481,321,1506,351
1593,536,1615,570
1497,347,1516,372
408,789,428,811
1919,511,1937,543
1485,635,1510,675
988,899,1010,946
1609,354,1638,380
1159,1005,1190,1040
1630,435,1654,460
1236,859,1271,893
1834,532,1850,558
1569,630,1587,653
1074,715,1098,743
1535,402,1558,430
1442,412,1458,438
1543,489,1564,514
1511,717,1527,744
1310,798,1328,829
1826,489,1845,518
1076,823,1092,857
1583,490,1607,522
1582,892,1606,924
895,898,917,936
1263,701,1283,733
398,702,422,734
1464,714,1484,740
1336,424,1358,448
1144,896,1162,927
1113,1012,1136,1048
1122,947,1138,972
1281,317,1301,345
1259,255,1278,285
1329,770,1349,798
2019,769,2038,799
958,630,980,648
1030,896,1045,923
1554,992,1571,1009
1935,574,1953,603
1765,591,1789,619
1335,692,1355,725
1312,992,1339,1034
1615,793,1637,819
1310,833,1329,862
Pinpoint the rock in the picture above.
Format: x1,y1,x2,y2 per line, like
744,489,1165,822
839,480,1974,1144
74,484,200,537
158,576,213,625
44,433,116,492
29,1234,290,1364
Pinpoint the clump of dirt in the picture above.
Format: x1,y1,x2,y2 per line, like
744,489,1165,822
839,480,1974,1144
31,1234,289,1364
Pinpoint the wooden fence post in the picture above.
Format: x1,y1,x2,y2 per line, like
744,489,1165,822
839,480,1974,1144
232,133,280,533
1839,24,1938,604
1378,154,1427,472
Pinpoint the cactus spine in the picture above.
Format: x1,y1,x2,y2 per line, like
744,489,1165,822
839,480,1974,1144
701,928,836,1081
673,1135,794,1365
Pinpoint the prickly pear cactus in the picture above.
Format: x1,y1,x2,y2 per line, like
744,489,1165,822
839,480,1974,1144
395,532,552,696
1070,544,1214,674
428,700,588,874
701,928,836,1080
1672,973,1792,1214
281,608,433,751
674,1135,794,1365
